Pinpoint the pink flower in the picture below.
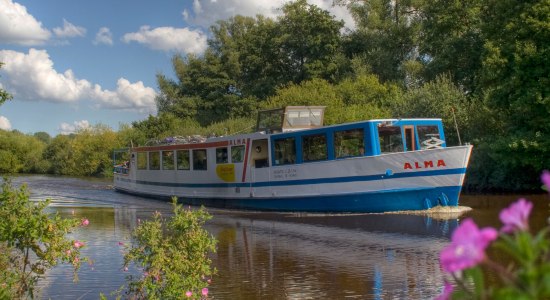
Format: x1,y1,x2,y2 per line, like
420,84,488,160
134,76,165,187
500,198,532,233
185,291,192,298
65,249,71,256
118,241,124,246
73,240,85,248
542,170,550,192
81,218,89,226
435,282,454,300
440,218,497,273
123,267,128,272
201,287,208,296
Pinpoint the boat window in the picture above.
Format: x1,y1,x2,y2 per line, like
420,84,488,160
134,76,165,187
378,126,404,153
176,150,190,170
137,152,147,170
193,149,207,170
302,134,327,162
162,151,175,170
334,128,364,158
404,126,416,151
149,151,160,170
274,137,296,165
418,126,443,149
216,147,228,164
231,145,245,163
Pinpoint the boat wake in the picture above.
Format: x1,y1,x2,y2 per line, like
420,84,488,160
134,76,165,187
387,205,472,219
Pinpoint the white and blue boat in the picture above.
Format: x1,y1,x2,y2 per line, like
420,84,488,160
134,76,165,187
113,106,472,212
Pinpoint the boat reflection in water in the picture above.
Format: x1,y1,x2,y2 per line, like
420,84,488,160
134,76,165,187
205,207,467,299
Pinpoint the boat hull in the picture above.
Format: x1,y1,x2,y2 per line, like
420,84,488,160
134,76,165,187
114,145,473,213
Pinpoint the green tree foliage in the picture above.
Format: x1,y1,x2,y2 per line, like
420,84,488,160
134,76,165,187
0,130,48,174
156,0,344,125
33,132,51,144
465,0,550,190
43,135,73,175
0,179,87,298
123,198,216,299
391,75,471,146
276,0,345,83
343,0,423,86
0,62,13,105
266,77,393,124
419,0,484,93
69,125,121,176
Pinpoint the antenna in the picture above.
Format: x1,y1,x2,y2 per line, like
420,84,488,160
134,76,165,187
451,107,462,146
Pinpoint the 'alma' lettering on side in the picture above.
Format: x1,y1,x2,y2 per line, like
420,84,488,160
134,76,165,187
403,159,446,170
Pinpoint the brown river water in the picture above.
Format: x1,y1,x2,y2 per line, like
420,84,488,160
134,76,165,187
5,175,549,299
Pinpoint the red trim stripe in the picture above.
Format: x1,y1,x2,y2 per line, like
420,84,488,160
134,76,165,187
133,140,229,152
241,138,251,182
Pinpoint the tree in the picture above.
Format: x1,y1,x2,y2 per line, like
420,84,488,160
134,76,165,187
33,132,52,144
342,0,423,86
43,135,73,175
276,0,345,84
0,62,12,106
419,0,484,93
468,0,550,190
68,125,121,176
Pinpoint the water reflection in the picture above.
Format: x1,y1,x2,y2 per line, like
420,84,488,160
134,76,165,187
202,209,461,299
8,175,537,299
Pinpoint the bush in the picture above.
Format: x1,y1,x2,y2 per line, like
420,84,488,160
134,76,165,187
0,178,88,299
123,198,217,299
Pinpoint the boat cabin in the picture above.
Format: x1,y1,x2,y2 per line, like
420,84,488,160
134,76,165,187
114,107,446,178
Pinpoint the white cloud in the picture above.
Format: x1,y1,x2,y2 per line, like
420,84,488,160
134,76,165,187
0,0,51,45
53,19,86,38
0,49,157,113
122,25,207,54
58,120,90,135
0,49,91,102
0,116,11,130
92,78,157,113
182,0,355,29
93,27,113,46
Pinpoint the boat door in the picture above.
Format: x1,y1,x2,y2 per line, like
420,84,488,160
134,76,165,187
247,139,269,196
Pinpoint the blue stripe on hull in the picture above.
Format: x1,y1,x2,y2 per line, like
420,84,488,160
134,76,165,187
121,167,466,189
115,185,463,213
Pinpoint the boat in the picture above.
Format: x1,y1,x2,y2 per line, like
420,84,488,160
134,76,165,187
113,106,473,213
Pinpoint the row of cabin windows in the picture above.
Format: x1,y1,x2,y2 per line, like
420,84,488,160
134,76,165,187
274,125,440,166
136,145,246,171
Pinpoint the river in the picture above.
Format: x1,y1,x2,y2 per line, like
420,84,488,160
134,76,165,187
5,175,549,299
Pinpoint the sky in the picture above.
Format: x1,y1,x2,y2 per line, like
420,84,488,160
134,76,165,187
0,0,353,136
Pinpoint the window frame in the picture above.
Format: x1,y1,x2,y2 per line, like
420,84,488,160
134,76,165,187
176,150,190,170
192,149,208,170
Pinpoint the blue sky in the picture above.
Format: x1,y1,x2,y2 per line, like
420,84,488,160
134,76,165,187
0,0,352,136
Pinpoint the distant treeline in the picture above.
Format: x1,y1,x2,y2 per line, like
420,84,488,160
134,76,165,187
0,0,548,191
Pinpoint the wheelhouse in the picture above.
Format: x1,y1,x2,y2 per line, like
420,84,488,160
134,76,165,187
270,119,446,167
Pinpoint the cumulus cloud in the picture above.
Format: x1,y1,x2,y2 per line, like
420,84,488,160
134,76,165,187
53,19,86,38
0,0,51,45
0,116,11,130
122,25,207,54
93,27,113,46
58,120,90,135
182,0,355,29
0,49,157,113
92,78,157,113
